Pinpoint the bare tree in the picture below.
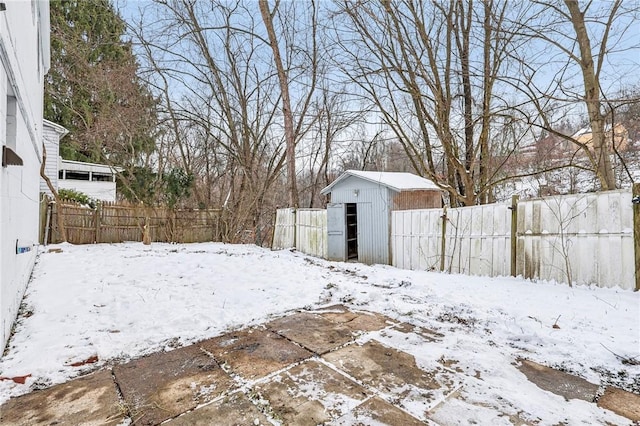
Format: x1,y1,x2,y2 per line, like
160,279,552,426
259,0,299,207
131,0,289,242
259,0,322,208
332,0,531,206
505,0,639,191
565,0,617,189
298,84,370,207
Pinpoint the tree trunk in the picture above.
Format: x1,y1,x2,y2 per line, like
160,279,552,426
39,143,67,242
259,0,299,207
565,0,617,190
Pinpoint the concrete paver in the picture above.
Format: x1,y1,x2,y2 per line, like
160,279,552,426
199,327,313,381
330,397,427,426
314,305,396,333
253,360,369,425
113,344,233,425
1,307,638,425
597,386,640,421
267,312,354,355
164,391,271,426
313,304,360,324
517,359,599,402
323,340,459,420
391,322,443,342
428,394,531,426
341,312,396,333
0,370,124,426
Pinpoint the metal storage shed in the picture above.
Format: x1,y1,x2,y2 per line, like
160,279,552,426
320,170,442,265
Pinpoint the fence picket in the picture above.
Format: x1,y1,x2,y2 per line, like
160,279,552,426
45,197,221,244
390,189,635,290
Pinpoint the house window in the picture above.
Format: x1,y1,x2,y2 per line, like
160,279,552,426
64,171,90,181
6,93,17,150
92,172,113,182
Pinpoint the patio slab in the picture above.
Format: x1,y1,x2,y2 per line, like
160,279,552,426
330,397,427,426
253,360,369,425
343,312,396,333
323,339,460,419
5,306,638,425
391,322,444,342
315,305,395,333
164,391,272,425
267,312,355,355
428,393,532,426
0,370,124,426
517,359,598,402
314,304,360,324
597,386,640,421
199,327,313,381
113,344,233,425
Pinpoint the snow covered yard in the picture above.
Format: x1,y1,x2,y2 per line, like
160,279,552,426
0,242,638,424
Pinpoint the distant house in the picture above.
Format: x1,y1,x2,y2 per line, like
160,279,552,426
572,123,629,152
58,158,119,202
41,120,120,202
0,1,51,349
320,170,442,265
41,119,68,194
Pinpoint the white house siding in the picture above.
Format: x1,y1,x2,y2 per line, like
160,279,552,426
40,119,67,195
58,158,118,202
58,179,117,202
0,1,50,349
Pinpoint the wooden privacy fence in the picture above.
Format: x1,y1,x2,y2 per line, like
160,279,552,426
42,196,222,244
272,208,327,258
392,188,638,290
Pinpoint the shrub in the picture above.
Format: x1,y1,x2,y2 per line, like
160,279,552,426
58,188,96,209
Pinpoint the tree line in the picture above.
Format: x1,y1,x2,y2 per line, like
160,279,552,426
45,0,639,243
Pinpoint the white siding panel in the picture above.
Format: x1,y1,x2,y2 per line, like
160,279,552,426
0,1,49,348
58,179,117,202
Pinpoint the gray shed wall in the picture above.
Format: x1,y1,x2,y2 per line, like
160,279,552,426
327,176,392,265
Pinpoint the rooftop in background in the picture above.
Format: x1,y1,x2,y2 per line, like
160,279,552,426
321,170,439,195
59,158,122,174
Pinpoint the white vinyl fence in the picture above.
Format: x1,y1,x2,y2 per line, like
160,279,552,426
517,190,634,289
392,203,512,277
392,189,636,290
272,208,327,258
273,189,637,290
296,209,328,258
272,208,295,249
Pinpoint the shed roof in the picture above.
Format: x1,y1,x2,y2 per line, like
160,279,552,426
59,157,122,174
321,170,440,195
43,119,69,137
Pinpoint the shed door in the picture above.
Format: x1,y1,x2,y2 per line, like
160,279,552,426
327,203,346,261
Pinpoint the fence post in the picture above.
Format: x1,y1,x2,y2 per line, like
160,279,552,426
510,195,519,277
39,193,48,244
293,208,298,250
633,183,640,291
440,206,447,272
143,208,152,245
94,202,101,243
